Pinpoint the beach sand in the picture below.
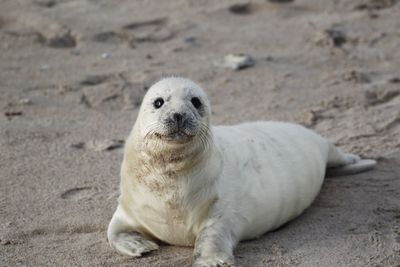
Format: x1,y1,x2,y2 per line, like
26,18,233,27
1,0,399,266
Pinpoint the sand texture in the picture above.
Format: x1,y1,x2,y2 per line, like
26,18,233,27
1,0,400,266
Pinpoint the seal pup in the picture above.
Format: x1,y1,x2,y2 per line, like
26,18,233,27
107,77,376,266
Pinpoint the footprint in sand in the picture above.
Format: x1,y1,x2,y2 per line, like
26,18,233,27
77,72,147,110
92,17,173,47
3,13,77,48
121,17,167,32
60,186,94,200
56,224,103,234
354,0,397,10
10,224,103,244
92,31,129,44
79,74,111,86
364,87,400,106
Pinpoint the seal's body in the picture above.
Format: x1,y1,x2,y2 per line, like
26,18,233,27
108,77,376,267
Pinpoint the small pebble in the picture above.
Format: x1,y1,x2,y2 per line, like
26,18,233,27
184,37,197,43
223,53,255,70
314,28,347,47
40,64,50,71
229,3,252,15
18,98,32,105
101,53,110,59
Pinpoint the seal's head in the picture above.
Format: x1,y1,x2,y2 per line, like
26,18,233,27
136,77,211,144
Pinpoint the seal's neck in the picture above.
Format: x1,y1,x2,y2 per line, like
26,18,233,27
124,125,216,183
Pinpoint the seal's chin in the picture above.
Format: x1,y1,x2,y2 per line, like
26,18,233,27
154,130,195,143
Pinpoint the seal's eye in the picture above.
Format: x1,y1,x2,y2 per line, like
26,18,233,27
191,97,202,109
153,98,164,109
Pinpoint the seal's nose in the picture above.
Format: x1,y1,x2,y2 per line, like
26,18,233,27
166,112,188,129
173,113,183,125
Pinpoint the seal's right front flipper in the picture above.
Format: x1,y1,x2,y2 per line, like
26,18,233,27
107,207,158,257
109,231,159,257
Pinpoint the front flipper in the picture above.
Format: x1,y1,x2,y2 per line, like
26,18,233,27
107,206,158,257
109,231,158,257
192,219,238,267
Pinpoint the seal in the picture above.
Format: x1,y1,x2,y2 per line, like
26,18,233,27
107,77,376,266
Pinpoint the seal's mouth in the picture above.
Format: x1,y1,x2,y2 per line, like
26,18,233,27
154,130,194,143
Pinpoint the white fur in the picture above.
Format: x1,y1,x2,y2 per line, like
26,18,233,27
107,77,376,267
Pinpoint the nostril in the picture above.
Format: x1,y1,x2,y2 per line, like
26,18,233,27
173,113,183,123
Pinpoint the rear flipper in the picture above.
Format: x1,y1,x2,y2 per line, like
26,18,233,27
326,143,376,177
